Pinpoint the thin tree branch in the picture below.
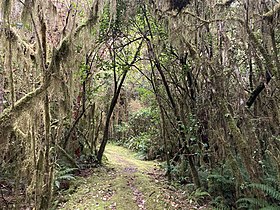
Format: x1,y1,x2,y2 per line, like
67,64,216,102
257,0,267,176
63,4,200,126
263,3,280,18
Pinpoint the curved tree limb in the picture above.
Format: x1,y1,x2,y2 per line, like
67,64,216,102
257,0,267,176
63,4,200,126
263,3,280,18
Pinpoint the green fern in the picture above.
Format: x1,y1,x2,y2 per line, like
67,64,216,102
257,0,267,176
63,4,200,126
210,196,231,210
260,206,280,210
248,183,280,201
237,182,280,209
237,197,269,208
54,167,78,189
188,188,210,205
264,177,280,187
56,167,78,177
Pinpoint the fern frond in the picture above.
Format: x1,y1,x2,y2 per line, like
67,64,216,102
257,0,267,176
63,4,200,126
237,203,249,209
264,177,280,188
56,167,78,178
207,174,227,182
237,197,268,208
260,206,280,210
56,174,76,181
193,190,210,197
249,183,280,201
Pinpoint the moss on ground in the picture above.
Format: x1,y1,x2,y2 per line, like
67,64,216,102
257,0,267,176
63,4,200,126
56,144,170,210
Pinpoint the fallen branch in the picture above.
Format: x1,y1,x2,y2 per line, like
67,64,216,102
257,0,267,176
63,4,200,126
56,145,79,168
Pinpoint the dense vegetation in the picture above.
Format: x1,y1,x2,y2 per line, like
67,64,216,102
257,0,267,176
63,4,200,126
0,0,280,209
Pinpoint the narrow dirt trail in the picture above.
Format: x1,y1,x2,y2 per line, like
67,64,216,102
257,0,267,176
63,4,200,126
58,144,207,210
104,145,161,210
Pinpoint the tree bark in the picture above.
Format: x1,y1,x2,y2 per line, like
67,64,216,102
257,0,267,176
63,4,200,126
97,71,128,163
0,77,4,114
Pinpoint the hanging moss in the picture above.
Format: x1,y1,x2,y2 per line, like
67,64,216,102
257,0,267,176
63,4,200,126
1,0,11,19
21,0,35,24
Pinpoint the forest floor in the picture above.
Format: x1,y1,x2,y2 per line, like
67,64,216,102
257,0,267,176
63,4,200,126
56,144,210,210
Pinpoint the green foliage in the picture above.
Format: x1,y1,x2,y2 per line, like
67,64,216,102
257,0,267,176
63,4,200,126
237,182,280,209
262,151,280,179
98,0,127,42
248,183,280,200
98,4,110,41
128,107,159,136
188,188,210,205
207,168,236,208
125,133,151,155
114,107,161,159
210,196,231,210
136,87,155,106
54,166,78,190
112,0,127,32
78,62,90,82
115,121,129,134
134,8,167,41
237,198,269,209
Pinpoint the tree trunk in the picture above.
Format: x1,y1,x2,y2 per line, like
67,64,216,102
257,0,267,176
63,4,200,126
0,77,4,113
97,71,128,163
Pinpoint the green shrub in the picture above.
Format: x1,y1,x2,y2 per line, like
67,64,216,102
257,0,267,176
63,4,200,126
113,107,161,159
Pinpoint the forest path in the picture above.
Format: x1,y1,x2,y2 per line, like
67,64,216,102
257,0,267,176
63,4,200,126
58,144,205,210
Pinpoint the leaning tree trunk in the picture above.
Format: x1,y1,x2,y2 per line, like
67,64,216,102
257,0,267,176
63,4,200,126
97,36,143,163
97,70,128,163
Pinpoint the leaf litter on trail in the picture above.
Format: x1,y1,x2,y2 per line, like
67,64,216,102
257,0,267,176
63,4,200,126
57,144,210,209
102,188,115,201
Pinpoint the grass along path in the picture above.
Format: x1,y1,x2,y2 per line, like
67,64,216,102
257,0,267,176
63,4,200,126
57,144,208,209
